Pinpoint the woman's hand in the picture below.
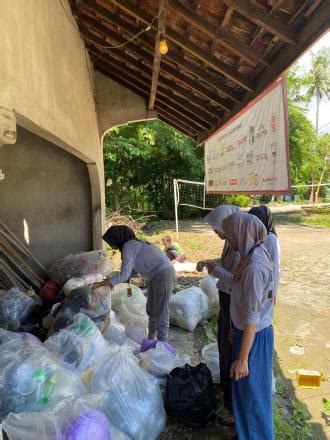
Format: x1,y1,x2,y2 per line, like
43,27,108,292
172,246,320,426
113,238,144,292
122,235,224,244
196,259,213,272
196,260,206,271
205,261,215,274
230,357,249,381
90,280,113,290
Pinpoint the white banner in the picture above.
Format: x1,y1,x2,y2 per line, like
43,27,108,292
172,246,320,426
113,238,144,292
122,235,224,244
205,78,290,194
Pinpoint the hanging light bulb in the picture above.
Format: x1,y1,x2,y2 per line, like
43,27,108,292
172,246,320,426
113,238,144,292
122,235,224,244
159,35,168,55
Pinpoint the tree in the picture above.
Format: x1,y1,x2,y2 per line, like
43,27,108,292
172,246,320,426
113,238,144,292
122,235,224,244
306,48,330,133
315,133,330,202
288,101,317,198
103,120,203,217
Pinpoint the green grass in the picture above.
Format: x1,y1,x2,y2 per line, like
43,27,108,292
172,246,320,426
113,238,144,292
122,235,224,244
273,212,330,228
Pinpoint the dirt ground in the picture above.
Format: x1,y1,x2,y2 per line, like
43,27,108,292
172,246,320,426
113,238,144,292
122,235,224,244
145,216,330,439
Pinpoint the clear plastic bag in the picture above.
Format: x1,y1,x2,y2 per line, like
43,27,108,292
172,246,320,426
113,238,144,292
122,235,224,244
102,318,126,346
63,274,105,296
2,394,128,440
0,337,87,421
199,276,220,318
138,342,179,377
50,286,111,334
91,347,166,440
169,287,208,331
0,288,36,331
48,251,112,287
112,284,148,344
202,342,220,383
45,314,108,372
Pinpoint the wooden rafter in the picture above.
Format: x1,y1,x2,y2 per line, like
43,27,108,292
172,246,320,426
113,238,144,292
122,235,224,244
198,0,330,142
221,0,298,44
149,0,168,111
78,1,239,105
93,62,198,138
168,0,269,66
110,0,255,91
83,34,222,121
91,53,209,130
157,114,197,138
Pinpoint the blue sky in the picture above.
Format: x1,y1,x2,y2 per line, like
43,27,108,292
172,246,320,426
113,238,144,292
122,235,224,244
294,31,330,134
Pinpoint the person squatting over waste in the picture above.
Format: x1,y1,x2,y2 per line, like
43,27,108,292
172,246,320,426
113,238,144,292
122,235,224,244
196,205,241,426
161,236,186,263
249,205,280,298
91,225,176,349
222,212,275,440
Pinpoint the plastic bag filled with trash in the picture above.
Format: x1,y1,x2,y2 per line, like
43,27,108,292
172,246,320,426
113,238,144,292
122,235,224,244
202,342,220,383
138,342,178,378
169,287,208,332
111,283,148,344
44,313,108,372
0,288,36,331
2,394,130,440
199,275,220,318
102,317,126,346
48,251,112,287
49,285,111,335
0,337,87,421
62,273,105,296
91,347,166,440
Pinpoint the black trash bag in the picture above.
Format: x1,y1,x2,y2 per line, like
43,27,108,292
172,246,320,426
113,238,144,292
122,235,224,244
165,363,217,427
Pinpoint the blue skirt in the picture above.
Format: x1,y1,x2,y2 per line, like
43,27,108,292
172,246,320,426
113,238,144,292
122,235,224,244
232,325,274,440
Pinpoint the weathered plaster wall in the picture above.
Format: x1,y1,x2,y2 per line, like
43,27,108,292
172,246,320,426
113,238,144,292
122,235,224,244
0,0,104,248
94,71,158,137
0,127,93,267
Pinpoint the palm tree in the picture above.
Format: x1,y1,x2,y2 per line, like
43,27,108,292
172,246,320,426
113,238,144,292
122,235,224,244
306,48,330,202
307,48,330,133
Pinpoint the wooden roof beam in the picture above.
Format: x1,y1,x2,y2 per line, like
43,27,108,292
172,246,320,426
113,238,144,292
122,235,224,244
149,0,168,111
93,63,196,138
84,37,222,122
158,115,197,139
78,1,238,106
198,0,329,143
168,0,269,66
155,106,201,135
91,53,208,130
110,0,255,91
221,0,298,44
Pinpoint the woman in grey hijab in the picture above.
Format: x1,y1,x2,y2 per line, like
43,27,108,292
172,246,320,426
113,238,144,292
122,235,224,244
222,212,274,440
197,205,240,423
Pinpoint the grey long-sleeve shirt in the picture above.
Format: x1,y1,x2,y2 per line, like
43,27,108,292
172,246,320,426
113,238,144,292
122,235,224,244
110,240,172,286
264,233,280,296
230,258,274,332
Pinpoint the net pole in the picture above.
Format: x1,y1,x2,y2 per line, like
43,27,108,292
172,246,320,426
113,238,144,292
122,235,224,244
173,179,179,240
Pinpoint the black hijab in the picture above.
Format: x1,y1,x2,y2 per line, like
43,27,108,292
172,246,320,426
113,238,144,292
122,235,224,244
249,205,277,236
102,225,136,251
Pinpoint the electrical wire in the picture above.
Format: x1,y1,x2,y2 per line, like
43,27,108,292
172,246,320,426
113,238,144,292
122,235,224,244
91,16,158,50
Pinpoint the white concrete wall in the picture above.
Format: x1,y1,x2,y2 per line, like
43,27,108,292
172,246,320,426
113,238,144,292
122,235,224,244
0,0,104,248
95,71,158,137
0,127,93,266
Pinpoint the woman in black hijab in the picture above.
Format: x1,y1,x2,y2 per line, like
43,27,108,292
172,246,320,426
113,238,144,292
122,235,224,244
102,225,137,251
249,205,280,296
92,225,176,346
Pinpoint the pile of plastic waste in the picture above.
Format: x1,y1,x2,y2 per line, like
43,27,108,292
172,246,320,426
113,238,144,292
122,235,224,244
0,249,171,440
0,288,36,331
48,251,112,287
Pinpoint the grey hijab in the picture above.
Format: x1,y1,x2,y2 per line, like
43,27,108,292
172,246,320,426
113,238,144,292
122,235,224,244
222,212,272,279
204,205,241,235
